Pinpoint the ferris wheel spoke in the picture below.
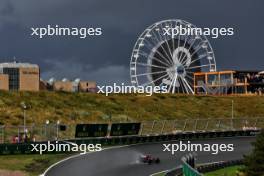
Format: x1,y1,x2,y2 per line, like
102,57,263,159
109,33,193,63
186,39,197,54
184,37,202,63
178,77,188,94
185,64,211,70
155,24,173,58
176,22,182,50
189,41,207,58
161,22,174,59
143,40,158,53
143,38,159,50
151,26,174,65
136,62,168,69
187,53,208,66
180,79,187,94
151,56,171,67
180,52,189,66
171,21,182,52
185,75,194,87
139,51,171,67
180,76,191,94
138,50,170,66
182,77,194,94
167,74,176,93
141,73,169,87
185,74,194,81
136,70,169,77
185,75,195,82
143,39,173,66
185,71,195,75
178,26,190,63
170,21,176,53
141,36,156,49
171,74,179,93
176,35,181,50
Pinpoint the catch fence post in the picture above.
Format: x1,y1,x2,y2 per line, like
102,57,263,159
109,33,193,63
183,119,188,131
139,123,144,136
18,127,20,143
1,126,4,143
205,119,209,131
194,119,198,131
161,120,166,134
173,120,177,132
150,120,156,135
217,119,221,130
254,118,258,128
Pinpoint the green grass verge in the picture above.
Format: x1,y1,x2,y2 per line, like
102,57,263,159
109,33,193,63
0,154,70,176
204,165,243,176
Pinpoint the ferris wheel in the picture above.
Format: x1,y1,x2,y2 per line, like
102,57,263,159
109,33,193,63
130,19,216,94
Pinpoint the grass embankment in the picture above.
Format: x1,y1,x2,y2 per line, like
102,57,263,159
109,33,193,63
0,91,264,126
204,165,243,176
0,154,69,176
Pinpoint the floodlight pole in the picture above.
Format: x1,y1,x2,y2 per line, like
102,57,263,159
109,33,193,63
23,109,26,133
0,126,2,143
20,102,27,134
56,120,60,140
45,120,49,140
231,100,234,129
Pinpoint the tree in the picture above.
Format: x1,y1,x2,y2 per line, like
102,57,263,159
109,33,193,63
243,130,264,176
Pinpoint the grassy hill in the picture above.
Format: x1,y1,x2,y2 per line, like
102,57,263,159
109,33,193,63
0,91,264,126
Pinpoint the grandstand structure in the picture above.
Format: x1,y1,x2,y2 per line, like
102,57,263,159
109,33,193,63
194,70,264,95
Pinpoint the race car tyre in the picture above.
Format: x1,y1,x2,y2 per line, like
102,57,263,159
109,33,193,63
148,160,152,165
155,158,160,164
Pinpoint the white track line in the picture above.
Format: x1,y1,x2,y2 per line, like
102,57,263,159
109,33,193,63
150,170,169,176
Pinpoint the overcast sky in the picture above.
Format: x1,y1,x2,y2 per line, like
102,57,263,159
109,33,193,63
0,0,263,85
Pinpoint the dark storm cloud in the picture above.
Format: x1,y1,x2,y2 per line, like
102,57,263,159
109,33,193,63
0,0,263,84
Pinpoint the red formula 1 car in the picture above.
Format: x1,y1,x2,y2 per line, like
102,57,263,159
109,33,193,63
140,155,160,164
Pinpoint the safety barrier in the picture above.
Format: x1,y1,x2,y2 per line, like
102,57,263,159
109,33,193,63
165,156,244,176
1,117,263,143
0,129,259,155
197,159,243,173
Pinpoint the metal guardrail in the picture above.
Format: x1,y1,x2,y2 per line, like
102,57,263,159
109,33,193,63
197,159,243,173
166,155,245,176
0,118,263,143
0,129,259,155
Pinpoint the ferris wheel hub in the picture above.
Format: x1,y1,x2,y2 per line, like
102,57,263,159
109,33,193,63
176,65,185,75
166,64,186,80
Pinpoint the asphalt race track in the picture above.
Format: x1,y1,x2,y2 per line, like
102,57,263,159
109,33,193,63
45,137,255,176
